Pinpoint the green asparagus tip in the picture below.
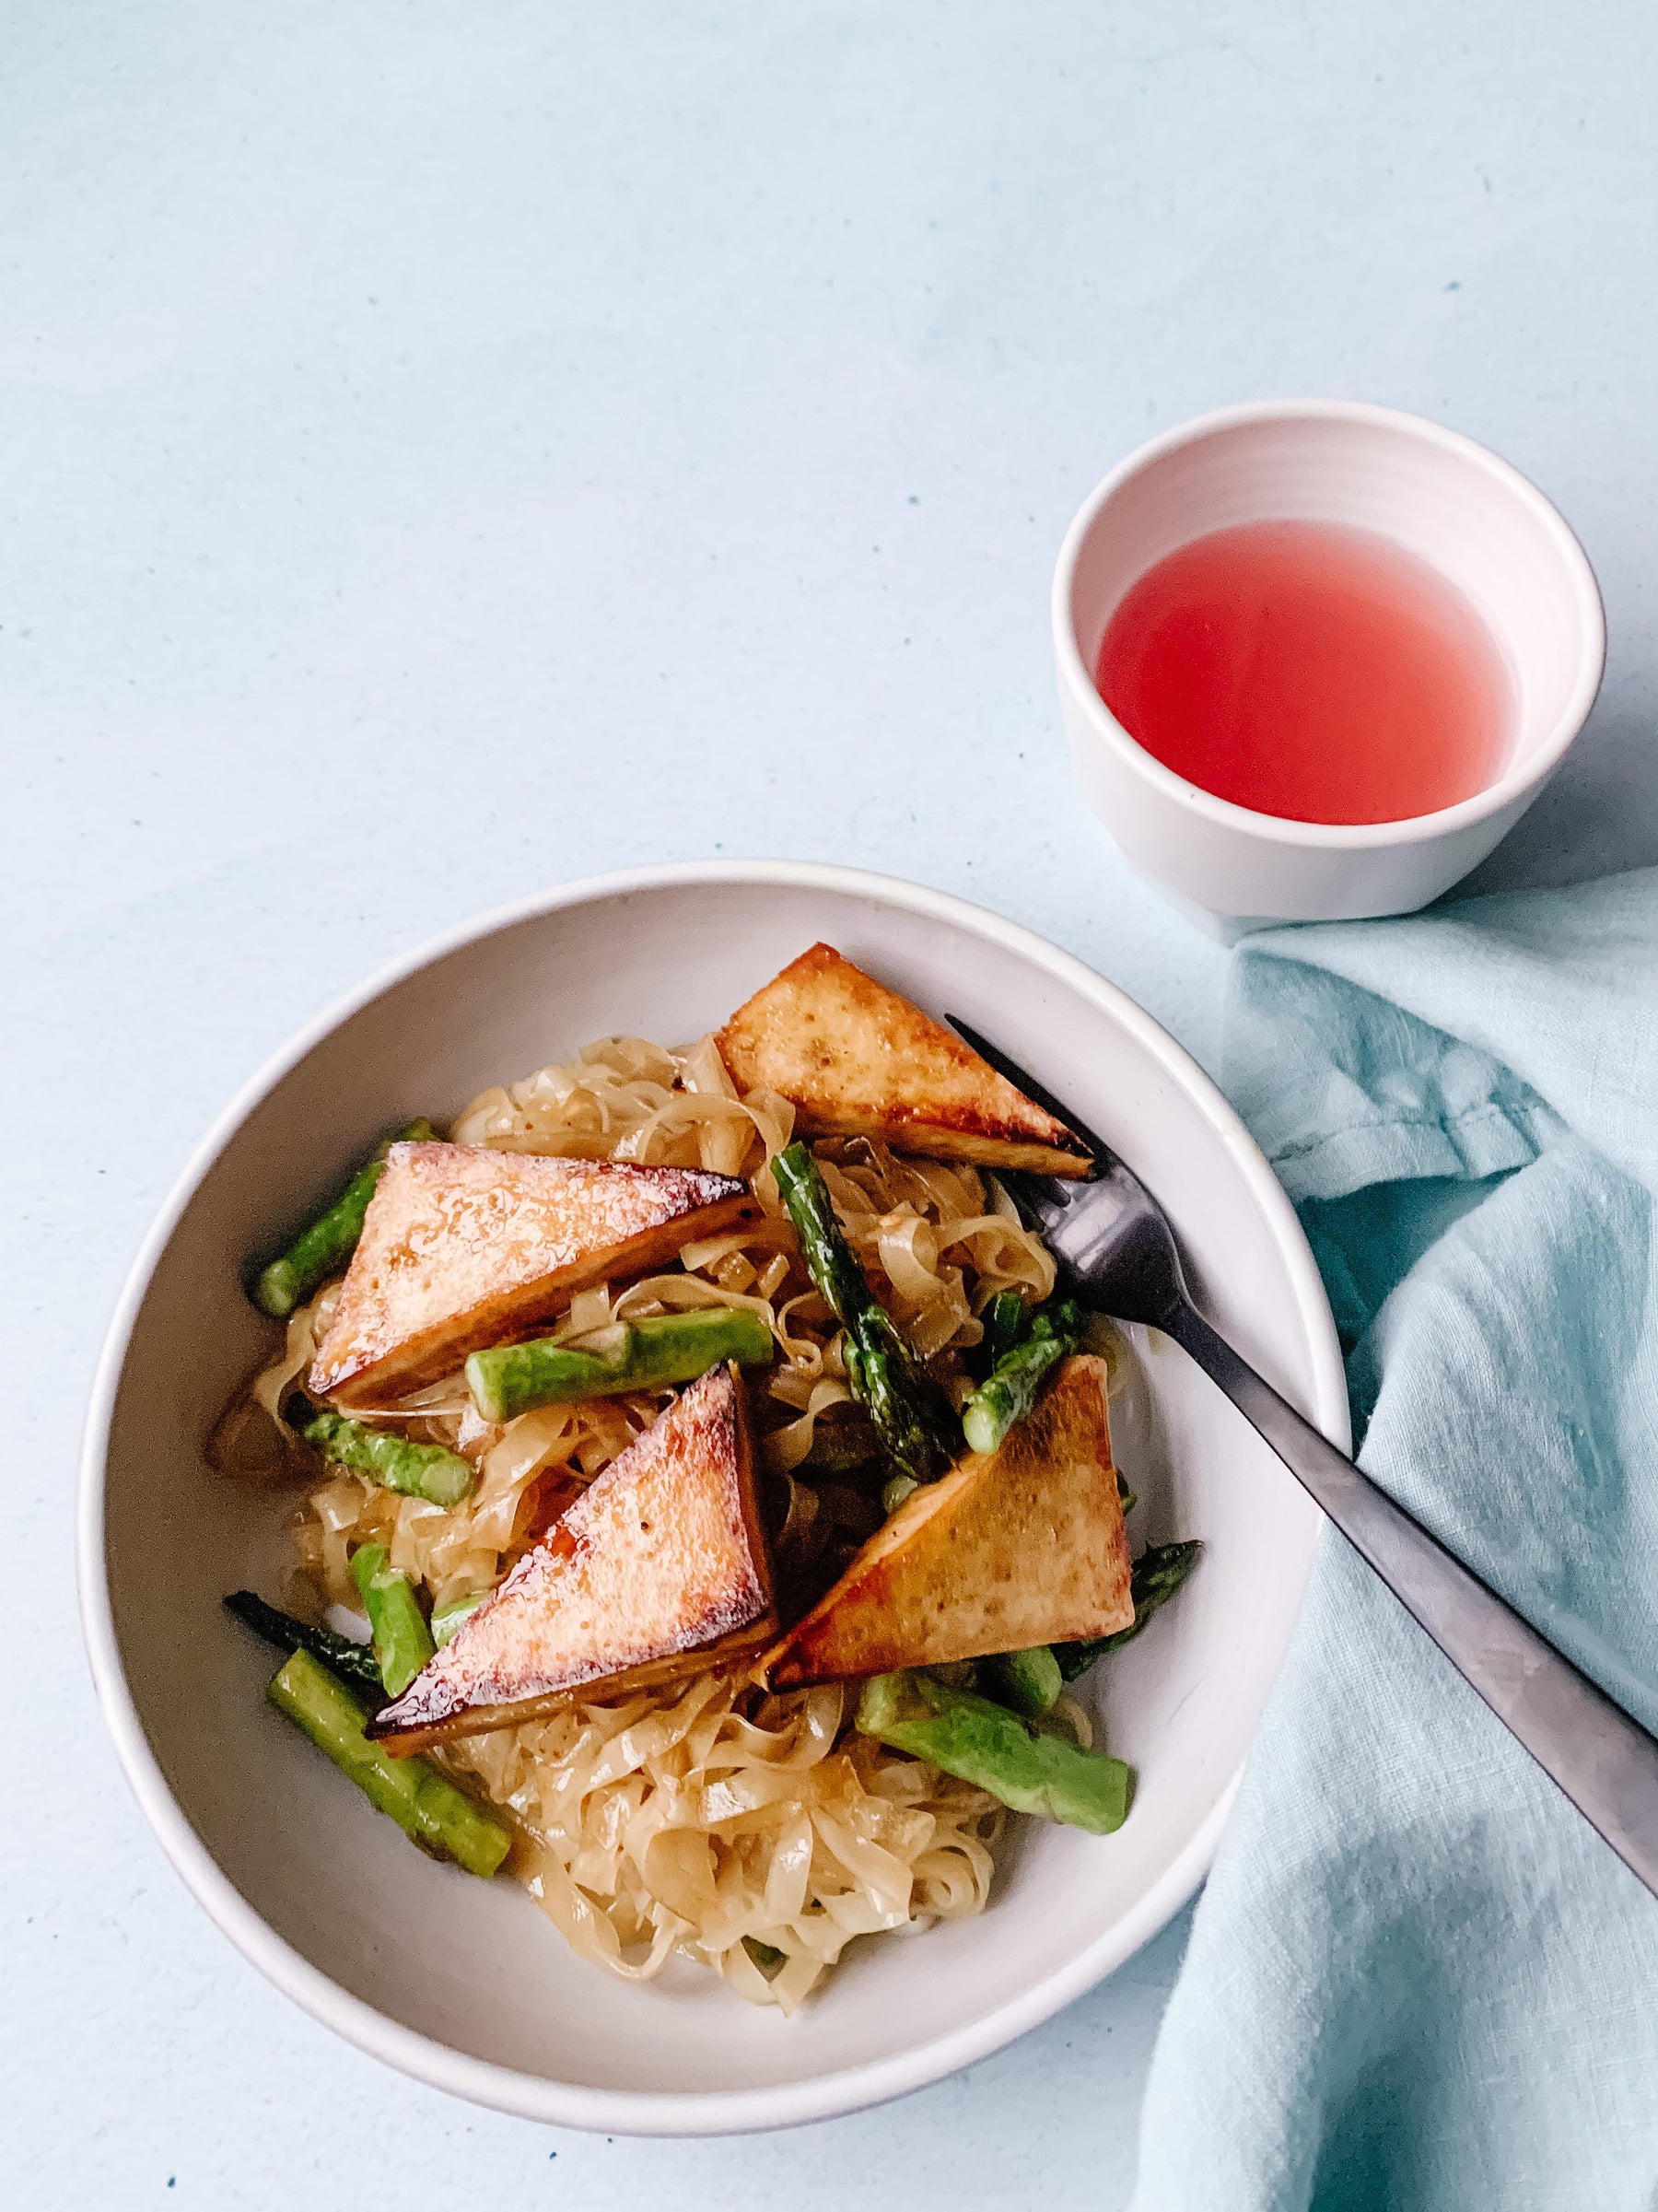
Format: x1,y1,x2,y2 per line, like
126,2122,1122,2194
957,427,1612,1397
223,1588,385,1696
1056,1539,1203,1681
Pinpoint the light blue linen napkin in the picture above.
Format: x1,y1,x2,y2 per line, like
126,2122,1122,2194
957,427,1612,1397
1129,868,1658,2212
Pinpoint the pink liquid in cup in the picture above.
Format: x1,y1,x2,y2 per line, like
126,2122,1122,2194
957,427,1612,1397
1094,519,1513,825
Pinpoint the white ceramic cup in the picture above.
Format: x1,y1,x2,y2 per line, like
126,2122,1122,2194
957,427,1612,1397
1053,400,1605,936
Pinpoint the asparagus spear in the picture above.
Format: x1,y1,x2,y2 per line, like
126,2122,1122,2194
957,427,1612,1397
741,1937,786,1978
465,1305,774,1424
223,1588,386,1697
857,1669,1129,1834
961,1297,1086,1456
251,1118,437,1318
881,1472,920,1516
772,1142,958,1484
988,1540,1202,1703
980,1644,1063,1718
1055,1539,1203,1680
350,1543,437,1697
978,1289,1029,1374
304,1410,475,1508
431,1590,488,1646
267,1648,510,1878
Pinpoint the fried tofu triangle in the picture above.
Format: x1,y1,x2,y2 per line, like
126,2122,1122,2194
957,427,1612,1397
758,1355,1131,1687
369,1363,776,1753
309,1143,756,1407
716,942,1092,1176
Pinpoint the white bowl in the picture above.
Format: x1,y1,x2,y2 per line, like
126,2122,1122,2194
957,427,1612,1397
78,861,1346,2135
1054,399,1606,936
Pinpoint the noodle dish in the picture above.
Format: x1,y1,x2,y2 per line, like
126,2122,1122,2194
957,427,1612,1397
216,943,1201,2011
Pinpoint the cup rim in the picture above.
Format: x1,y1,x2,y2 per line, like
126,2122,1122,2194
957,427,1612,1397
1051,398,1607,852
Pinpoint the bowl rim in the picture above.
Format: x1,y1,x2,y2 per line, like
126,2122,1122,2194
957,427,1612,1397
1051,396,1607,852
76,857,1349,2136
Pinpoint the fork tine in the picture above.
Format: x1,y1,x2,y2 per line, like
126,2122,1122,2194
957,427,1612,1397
945,1015,1110,1171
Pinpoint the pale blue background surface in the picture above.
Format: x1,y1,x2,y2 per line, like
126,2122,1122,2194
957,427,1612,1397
8,5,1657,2204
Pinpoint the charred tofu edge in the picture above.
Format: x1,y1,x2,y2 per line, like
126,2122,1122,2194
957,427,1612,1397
368,1363,777,1753
309,1144,757,1406
715,942,1092,1176
756,1355,1132,1687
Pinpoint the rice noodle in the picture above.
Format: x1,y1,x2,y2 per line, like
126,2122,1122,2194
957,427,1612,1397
228,1032,1065,2008
448,1674,999,2013
450,1032,794,1179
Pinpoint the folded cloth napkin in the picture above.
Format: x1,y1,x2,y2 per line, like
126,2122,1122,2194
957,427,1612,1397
1129,868,1658,2212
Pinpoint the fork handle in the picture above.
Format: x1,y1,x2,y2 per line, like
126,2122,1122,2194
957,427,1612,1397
1164,1297,1658,1900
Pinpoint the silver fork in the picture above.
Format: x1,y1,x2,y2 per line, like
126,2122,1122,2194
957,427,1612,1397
950,1016,1658,1900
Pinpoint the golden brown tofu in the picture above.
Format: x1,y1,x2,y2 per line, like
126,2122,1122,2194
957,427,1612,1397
716,942,1092,1176
368,1363,776,1752
309,1142,755,1406
758,1355,1131,1686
